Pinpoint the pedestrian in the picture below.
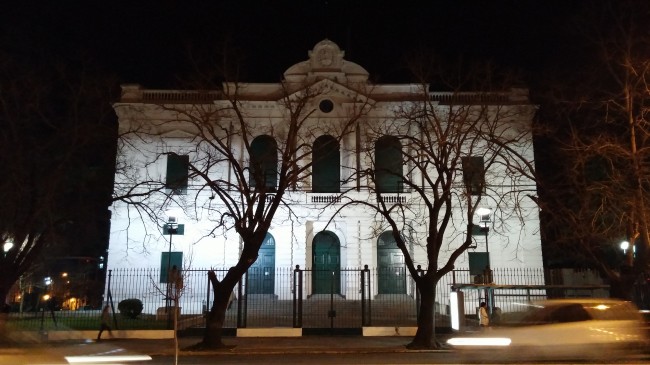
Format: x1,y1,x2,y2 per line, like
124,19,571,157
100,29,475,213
479,301,490,328
97,304,113,341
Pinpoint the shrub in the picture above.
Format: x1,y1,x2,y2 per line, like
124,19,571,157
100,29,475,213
118,298,143,319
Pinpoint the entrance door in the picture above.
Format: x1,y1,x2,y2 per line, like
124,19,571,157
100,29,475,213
377,231,406,294
248,233,275,294
312,231,341,294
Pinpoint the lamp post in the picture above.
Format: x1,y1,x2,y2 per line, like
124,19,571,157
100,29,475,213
476,207,493,314
476,208,492,271
620,240,634,268
162,212,184,330
165,216,178,311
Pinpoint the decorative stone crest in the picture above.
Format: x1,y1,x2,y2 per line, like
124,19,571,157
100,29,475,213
283,39,368,83
309,39,343,69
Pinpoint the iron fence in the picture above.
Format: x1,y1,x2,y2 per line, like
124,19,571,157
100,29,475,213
7,266,618,331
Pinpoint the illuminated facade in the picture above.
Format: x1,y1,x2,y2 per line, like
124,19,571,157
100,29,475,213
108,40,542,314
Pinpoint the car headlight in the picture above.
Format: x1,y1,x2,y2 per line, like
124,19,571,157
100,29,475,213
447,337,512,346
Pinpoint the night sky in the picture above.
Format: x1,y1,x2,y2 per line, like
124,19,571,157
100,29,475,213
2,1,584,88
1,1,595,268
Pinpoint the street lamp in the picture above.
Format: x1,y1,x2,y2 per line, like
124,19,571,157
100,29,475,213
3,239,14,257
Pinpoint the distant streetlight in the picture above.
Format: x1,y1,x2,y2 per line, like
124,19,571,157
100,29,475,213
620,241,630,253
620,240,634,267
3,240,14,256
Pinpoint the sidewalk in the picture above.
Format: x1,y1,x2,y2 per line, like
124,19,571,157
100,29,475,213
0,334,452,364
111,335,452,356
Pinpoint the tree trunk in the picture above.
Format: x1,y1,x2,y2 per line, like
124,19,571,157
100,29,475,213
407,275,440,349
195,271,231,349
0,284,9,342
609,271,635,301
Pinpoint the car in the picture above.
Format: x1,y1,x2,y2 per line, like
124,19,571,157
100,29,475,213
446,298,648,361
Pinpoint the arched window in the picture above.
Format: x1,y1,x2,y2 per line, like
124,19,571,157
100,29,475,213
250,135,277,191
312,135,340,193
375,136,403,193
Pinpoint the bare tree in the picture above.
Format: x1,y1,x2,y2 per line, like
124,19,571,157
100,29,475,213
113,65,369,348
537,0,650,300
332,61,538,348
0,51,117,339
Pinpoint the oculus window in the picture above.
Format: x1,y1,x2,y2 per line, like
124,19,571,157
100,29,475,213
319,99,334,113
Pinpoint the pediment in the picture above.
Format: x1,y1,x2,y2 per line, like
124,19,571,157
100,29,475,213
159,129,196,138
285,78,375,106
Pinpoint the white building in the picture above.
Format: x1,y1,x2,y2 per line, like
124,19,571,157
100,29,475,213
108,40,542,315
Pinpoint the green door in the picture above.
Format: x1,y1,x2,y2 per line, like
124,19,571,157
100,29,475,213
312,231,341,294
377,231,406,294
248,234,275,294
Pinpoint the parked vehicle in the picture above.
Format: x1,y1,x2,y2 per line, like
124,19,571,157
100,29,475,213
447,298,648,360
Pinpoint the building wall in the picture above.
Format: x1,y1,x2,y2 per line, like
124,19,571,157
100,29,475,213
107,40,543,312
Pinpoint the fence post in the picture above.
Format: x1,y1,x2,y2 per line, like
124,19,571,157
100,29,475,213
204,271,210,328
106,269,118,330
416,265,424,321
361,265,371,326
293,265,303,328
329,270,336,328
238,272,246,328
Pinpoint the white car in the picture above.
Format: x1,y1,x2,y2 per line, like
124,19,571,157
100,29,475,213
447,298,648,361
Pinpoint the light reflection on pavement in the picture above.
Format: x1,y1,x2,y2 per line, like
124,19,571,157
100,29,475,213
0,340,151,364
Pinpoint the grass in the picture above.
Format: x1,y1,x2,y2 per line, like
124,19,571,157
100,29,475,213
6,312,171,331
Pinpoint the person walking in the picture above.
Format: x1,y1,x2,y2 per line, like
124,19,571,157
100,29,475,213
97,304,113,341
479,301,490,328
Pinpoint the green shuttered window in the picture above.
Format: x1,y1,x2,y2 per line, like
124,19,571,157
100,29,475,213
375,136,403,193
166,153,189,194
462,156,485,195
312,135,340,193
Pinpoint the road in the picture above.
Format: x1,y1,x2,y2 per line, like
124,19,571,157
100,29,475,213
148,352,650,364
3,339,649,364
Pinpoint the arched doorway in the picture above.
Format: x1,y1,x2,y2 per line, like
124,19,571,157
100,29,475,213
312,231,341,294
377,231,406,294
248,233,275,294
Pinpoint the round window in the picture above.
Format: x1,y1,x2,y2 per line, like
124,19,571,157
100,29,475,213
319,99,334,113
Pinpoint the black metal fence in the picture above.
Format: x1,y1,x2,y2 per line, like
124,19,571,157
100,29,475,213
7,266,620,331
